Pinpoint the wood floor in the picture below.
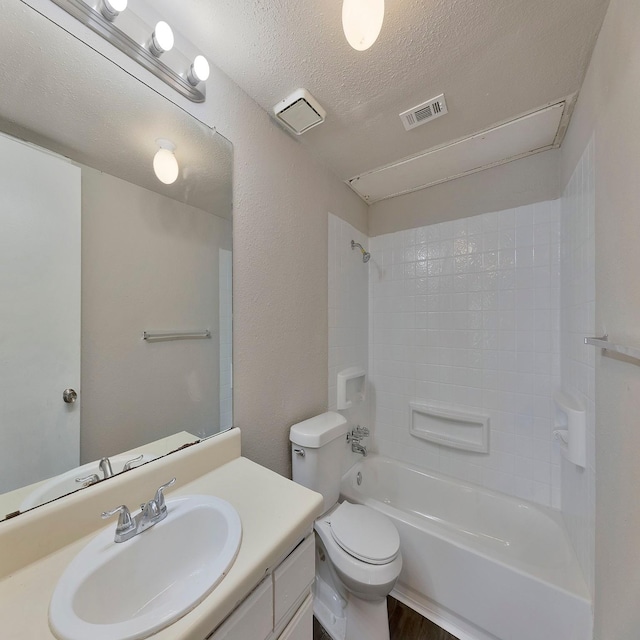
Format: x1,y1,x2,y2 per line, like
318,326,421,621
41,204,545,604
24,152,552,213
313,596,459,640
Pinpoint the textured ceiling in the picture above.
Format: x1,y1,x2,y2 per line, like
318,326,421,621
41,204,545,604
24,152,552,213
153,0,609,184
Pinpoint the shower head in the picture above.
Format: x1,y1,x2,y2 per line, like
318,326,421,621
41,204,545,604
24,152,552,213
351,240,371,263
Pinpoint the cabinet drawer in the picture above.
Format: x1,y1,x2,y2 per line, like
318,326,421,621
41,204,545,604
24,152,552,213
273,534,315,628
277,594,313,640
207,577,273,640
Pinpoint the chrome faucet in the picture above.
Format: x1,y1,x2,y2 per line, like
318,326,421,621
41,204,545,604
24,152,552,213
75,454,145,488
349,425,369,457
101,478,176,543
99,457,114,479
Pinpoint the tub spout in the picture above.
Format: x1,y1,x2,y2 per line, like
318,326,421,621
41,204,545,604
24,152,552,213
352,442,368,456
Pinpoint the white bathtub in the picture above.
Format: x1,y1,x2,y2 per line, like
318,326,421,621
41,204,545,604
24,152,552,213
340,456,592,640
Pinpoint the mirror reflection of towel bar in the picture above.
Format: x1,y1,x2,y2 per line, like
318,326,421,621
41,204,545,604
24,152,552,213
584,334,640,361
142,330,211,343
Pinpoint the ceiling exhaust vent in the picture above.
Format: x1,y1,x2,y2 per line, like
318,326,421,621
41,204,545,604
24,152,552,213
273,88,326,136
400,94,448,131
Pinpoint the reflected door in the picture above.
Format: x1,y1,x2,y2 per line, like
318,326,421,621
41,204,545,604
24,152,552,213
0,133,81,494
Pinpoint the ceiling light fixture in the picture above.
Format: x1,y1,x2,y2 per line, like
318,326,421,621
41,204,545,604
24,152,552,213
342,0,385,51
153,139,179,185
148,21,174,57
187,55,210,86
50,0,207,102
99,0,127,21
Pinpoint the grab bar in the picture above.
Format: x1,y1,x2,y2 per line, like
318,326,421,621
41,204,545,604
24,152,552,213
584,334,640,361
142,329,211,343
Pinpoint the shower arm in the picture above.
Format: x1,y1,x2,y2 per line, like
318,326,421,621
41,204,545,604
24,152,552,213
351,240,371,263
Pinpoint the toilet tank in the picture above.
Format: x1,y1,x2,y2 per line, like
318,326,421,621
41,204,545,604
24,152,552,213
290,412,349,513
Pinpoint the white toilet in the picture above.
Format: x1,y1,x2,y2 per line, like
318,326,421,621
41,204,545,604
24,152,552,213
290,412,402,640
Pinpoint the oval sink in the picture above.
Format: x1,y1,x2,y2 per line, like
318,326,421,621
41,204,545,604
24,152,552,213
49,494,242,640
21,453,157,511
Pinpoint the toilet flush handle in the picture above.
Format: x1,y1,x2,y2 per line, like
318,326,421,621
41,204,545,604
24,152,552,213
293,448,305,458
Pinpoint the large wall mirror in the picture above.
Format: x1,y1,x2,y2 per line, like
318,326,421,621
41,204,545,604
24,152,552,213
0,1,233,520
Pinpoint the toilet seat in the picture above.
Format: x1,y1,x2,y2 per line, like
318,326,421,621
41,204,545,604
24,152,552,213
314,507,403,601
329,502,400,565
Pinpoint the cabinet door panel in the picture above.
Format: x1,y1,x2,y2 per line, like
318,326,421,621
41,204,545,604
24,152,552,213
277,594,313,640
207,577,273,640
274,535,315,627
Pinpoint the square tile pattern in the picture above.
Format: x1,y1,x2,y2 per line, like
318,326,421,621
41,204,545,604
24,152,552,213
368,202,563,508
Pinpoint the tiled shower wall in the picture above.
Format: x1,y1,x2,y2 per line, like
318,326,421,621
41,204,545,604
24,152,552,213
560,136,596,595
369,203,563,507
328,214,369,433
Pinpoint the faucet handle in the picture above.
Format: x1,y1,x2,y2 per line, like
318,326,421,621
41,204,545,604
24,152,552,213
354,425,370,437
122,454,144,472
75,473,100,487
101,504,134,535
154,478,176,515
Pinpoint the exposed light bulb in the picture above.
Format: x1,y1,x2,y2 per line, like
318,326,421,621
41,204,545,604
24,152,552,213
187,55,210,86
153,139,179,185
342,0,384,51
148,21,174,57
99,0,127,21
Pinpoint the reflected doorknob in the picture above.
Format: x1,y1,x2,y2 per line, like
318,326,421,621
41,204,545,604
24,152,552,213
63,388,78,404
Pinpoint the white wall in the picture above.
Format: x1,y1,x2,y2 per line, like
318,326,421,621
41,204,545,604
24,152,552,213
328,214,369,466
560,136,596,596
369,203,563,506
369,149,562,237
559,0,640,636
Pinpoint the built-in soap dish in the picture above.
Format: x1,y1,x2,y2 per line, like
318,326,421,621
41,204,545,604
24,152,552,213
553,390,586,468
409,401,490,453
336,367,366,410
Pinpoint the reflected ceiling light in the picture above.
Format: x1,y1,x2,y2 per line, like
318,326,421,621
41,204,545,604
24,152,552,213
342,0,385,51
99,0,127,21
148,21,174,57
187,55,210,86
153,139,179,185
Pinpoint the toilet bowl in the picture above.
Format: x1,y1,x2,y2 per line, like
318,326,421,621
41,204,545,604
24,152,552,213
290,412,402,640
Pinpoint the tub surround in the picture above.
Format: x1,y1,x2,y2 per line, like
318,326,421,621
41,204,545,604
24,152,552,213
0,429,324,639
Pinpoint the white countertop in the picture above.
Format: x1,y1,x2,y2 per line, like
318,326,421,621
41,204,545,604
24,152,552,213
0,430,323,640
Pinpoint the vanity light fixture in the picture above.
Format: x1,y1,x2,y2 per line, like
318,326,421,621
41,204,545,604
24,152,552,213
153,139,179,185
50,0,208,102
148,21,174,57
342,0,385,51
187,55,210,86
98,0,127,21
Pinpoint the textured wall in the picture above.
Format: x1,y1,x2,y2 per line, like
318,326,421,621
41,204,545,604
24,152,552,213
225,102,368,476
560,0,640,637
369,150,562,236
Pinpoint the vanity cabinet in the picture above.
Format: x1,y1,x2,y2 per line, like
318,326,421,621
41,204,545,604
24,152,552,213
207,534,315,640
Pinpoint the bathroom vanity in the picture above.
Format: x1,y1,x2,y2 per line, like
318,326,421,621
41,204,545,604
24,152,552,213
0,429,323,640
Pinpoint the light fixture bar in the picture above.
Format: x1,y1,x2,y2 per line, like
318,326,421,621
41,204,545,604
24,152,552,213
49,0,206,103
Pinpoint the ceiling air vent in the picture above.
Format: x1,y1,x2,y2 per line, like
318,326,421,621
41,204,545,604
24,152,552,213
273,88,326,136
400,94,448,131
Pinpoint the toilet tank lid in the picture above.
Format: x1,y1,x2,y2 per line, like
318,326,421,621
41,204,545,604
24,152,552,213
290,412,348,447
